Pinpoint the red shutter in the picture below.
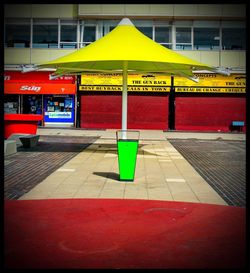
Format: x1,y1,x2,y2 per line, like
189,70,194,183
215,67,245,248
80,92,168,130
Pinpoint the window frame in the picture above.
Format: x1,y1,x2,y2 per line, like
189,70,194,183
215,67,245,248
32,19,59,49
4,19,31,48
193,26,220,51
175,26,192,50
4,18,246,52
221,27,246,50
59,19,78,49
154,25,172,49
79,20,98,48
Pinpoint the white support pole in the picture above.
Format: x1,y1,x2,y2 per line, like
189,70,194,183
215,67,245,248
121,61,128,139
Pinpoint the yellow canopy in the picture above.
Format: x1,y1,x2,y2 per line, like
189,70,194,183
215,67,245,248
38,18,213,79
28,18,227,133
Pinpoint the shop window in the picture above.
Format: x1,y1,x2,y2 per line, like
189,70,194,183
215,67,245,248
22,95,42,125
23,95,42,114
5,24,30,48
109,26,116,32
194,28,220,50
4,95,19,114
176,27,192,50
33,23,58,48
222,28,245,50
45,96,72,113
155,26,172,49
102,19,119,36
137,26,153,39
60,24,77,49
80,25,96,48
44,95,74,125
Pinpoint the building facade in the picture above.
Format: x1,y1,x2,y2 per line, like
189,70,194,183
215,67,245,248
4,4,246,131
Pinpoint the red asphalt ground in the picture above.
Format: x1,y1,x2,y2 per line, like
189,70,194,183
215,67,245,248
4,198,246,269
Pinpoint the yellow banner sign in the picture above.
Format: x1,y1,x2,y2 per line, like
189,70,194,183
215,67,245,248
80,73,246,93
175,87,246,93
79,86,169,92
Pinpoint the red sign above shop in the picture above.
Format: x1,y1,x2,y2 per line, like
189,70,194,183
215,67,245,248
4,71,76,94
5,83,76,95
4,71,75,83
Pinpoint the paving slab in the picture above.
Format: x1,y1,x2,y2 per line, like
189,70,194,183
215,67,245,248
4,128,245,206
17,131,227,206
169,139,245,207
5,135,99,200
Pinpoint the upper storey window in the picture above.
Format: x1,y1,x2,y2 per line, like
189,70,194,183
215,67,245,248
5,19,30,48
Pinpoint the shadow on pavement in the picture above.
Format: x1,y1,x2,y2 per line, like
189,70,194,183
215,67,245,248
93,172,120,181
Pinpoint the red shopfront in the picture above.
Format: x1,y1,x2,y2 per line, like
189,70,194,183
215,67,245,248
78,73,246,132
4,71,76,127
80,91,169,130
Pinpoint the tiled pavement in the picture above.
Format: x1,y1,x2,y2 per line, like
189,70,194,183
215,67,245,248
169,139,246,207
18,137,225,204
4,128,246,206
4,135,99,199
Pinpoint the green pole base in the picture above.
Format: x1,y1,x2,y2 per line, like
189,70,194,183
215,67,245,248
117,139,138,181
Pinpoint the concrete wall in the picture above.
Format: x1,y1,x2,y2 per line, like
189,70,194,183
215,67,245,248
78,4,245,19
4,48,246,69
4,48,76,65
4,4,78,18
4,4,246,69
5,4,245,19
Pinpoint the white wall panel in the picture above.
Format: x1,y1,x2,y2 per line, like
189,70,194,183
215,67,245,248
149,5,174,16
30,49,76,64
5,48,31,64
173,5,198,16
197,5,222,16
